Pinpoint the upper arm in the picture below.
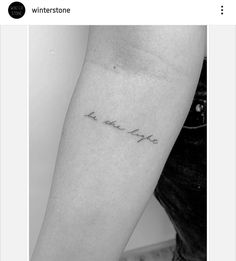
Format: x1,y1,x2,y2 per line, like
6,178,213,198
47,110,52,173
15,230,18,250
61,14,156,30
86,26,205,77
32,26,206,261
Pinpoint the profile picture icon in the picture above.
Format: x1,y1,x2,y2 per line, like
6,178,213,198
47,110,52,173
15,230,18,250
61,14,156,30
8,2,25,19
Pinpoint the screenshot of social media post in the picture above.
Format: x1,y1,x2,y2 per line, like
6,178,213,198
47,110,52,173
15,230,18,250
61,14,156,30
0,2,236,261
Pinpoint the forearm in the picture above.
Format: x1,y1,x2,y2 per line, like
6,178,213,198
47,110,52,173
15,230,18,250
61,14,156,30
31,26,206,261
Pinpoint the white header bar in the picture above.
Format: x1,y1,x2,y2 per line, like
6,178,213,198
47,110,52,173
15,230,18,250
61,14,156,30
0,0,236,25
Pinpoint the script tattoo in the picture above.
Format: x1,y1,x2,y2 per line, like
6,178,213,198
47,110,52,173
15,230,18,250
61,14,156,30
84,111,158,145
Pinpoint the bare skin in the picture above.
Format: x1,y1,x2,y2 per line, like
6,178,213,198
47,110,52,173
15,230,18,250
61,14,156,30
31,26,206,261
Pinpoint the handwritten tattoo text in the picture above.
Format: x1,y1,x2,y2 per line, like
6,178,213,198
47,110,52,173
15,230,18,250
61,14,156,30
84,111,158,145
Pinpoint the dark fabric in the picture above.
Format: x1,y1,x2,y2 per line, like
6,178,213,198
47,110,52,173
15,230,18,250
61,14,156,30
154,59,207,261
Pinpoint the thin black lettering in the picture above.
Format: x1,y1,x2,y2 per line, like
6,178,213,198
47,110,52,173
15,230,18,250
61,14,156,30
84,111,98,121
84,111,158,145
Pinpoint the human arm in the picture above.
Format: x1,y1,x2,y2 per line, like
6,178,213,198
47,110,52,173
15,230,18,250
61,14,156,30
31,26,206,261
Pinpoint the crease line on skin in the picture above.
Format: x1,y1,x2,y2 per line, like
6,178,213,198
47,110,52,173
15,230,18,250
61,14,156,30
114,37,190,77
86,38,191,82
84,57,171,83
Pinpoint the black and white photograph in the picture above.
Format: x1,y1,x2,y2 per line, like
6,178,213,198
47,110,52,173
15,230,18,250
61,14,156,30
29,26,207,261
1,1,236,261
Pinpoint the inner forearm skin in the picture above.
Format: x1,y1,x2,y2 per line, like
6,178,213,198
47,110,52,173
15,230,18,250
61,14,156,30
31,26,206,261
